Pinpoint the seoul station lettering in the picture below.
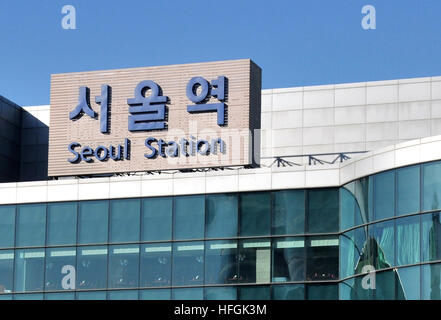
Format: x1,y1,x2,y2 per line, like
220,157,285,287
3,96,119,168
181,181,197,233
67,136,225,163
67,76,226,163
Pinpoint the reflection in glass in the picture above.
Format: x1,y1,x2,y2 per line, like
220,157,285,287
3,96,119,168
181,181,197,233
422,212,441,262
373,171,395,220
205,240,238,285
272,190,305,235
0,250,13,294
423,161,441,211
239,192,271,236
396,216,420,265
78,201,109,244
110,199,140,243
306,236,339,281
172,242,204,286
206,194,238,238
173,196,205,240
272,284,304,300
340,227,369,278
108,245,139,289
142,197,172,241
140,243,171,287
47,202,77,245
272,237,305,282
76,246,107,290
397,266,420,300
45,247,76,291
374,270,401,300
369,220,395,269
422,263,441,300
238,239,271,284
205,287,237,300
397,165,420,215
340,185,355,231
0,205,15,248
14,249,45,292
16,204,46,247
172,288,203,300
307,189,339,233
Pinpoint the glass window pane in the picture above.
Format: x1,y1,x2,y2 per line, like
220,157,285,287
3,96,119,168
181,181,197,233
340,227,369,278
0,250,14,293
45,292,75,300
422,212,441,262
108,244,139,289
172,241,204,286
0,295,12,300
78,201,109,244
172,288,203,300
205,240,238,285
239,192,271,236
423,161,441,211
422,263,441,300
14,293,43,300
142,197,172,241
272,190,305,235
45,247,76,291
0,205,15,248
16,204,46,247
369,220,395,269
47,202,77,246
306,236,339,281
77,291,107,300
396,215,420,265
354,177,374,226
76,246,107,290
272,284,304,300
108,290,138,300
339,279,354,300
272,237,305,282
140,289,171,300
397,165,420,216
238,239,271,284
14,249,45,292
342,276,373,300
110,199,140,243
140,243,171,287
206,194,238,238
374,270,396,300
173,196,205,240
340,231,355,279
205,287,237,300
340,185,355,231
307,284,338,300
373,171,395,220
238,286,270,300
397,266,420,300
307,189,339,233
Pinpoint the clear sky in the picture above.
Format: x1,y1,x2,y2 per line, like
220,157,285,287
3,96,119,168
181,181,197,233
0,0,440,106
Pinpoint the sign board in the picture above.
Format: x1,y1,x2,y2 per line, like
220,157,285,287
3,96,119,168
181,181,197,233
48,59,261,177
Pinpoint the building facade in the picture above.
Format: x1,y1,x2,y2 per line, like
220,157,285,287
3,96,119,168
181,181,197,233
0,61,440,300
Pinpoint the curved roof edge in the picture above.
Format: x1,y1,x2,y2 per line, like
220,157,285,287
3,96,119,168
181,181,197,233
1,135,440,204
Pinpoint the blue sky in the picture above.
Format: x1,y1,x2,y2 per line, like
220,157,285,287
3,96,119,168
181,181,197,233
0,0,440,106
